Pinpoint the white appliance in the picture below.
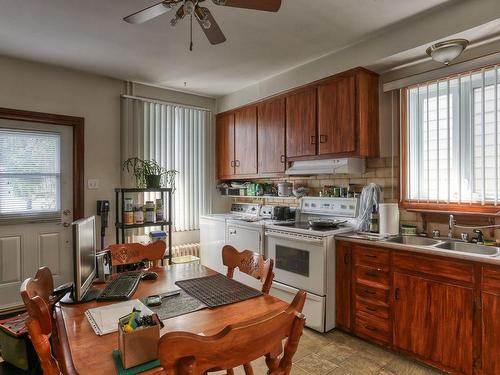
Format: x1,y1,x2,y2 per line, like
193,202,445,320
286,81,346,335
285,158,365,176
265,197,359,332
226,205,293,289
200,203,261,275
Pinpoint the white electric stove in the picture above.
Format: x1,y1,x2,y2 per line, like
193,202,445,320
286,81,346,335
264,197,359,332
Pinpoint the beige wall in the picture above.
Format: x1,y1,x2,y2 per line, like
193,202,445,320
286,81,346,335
0,55,216,246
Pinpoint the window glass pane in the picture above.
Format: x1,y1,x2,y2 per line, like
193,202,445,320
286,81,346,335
406,66,500,205
0,129,60,215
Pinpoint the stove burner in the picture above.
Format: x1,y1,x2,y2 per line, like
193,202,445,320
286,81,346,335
275,221,347,232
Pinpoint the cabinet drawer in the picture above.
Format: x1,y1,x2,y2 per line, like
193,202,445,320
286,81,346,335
355,312,390,344
393,252,474,284
355,296,389,319
482,266,500,294
355,283,389,304
355,265,389,287
353,245,390,268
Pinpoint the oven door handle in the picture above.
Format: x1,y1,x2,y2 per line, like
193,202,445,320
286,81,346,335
265,231,324,245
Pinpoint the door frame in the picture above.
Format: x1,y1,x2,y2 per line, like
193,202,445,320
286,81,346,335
0,107,84,219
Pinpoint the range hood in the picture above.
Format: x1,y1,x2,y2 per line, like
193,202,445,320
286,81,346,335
285,158,365,176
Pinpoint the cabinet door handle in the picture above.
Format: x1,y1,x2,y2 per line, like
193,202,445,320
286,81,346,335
310,135,317,144
394,288,400,300
235,160,240,167
344,253,349,265
319,134,327,143
280,155,286,163
231,160,235,167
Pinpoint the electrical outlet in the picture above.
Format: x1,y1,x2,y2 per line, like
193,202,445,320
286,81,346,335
87,179,99,190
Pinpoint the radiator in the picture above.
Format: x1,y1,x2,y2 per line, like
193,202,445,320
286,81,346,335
171,243,200,258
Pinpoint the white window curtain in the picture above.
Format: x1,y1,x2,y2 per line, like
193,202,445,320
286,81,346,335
405,65,500,205
121,96,214,231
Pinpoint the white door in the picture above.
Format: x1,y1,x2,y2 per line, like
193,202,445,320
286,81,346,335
0,120,73,312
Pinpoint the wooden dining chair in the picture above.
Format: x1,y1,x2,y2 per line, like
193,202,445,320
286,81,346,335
222,245,274,294
158,290,306,375
108,241,166,268
20,269,62,375
20,266,54,308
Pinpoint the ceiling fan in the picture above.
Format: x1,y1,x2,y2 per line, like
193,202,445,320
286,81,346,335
123,0,282,47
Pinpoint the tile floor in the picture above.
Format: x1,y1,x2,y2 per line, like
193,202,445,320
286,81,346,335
224,329,445,375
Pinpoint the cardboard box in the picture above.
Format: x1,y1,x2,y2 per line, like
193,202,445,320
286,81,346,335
118,314,160,369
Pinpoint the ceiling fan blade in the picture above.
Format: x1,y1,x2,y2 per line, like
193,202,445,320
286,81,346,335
123,1,177,24
196,8,227,45
212,0,281,12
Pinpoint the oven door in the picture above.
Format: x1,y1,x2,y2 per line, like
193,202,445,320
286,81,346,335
265,230,326,296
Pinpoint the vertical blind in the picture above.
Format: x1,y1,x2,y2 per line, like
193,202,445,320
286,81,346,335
0,128,61,220
405,65,500,205
121,96,214,231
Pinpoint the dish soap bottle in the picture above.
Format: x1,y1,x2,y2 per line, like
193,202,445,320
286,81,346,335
370,204,379,233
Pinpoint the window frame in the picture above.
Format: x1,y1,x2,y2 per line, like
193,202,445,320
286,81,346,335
0,107,85,220
401,65,500,214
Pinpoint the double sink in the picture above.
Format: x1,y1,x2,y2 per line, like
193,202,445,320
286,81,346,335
384,235,500,256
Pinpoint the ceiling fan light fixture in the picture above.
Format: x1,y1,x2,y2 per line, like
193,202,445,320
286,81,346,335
426,39,469,65
184,0,195,15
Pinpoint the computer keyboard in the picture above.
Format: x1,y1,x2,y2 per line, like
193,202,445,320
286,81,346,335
96,271,142,301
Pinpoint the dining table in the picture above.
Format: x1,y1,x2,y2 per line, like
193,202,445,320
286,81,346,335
54,263,289,374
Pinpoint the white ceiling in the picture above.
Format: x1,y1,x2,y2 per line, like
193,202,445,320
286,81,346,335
0,0,452,97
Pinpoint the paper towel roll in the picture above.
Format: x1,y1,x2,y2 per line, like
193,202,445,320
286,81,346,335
379,203,400,235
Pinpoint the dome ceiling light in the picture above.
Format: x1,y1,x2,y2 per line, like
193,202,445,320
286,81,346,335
426,39,469,65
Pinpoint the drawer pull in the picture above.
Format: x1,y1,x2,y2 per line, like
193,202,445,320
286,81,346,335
365,325,377,332
364,289,376,295
366,307,377,312
365,254,377,258
365,271,378,277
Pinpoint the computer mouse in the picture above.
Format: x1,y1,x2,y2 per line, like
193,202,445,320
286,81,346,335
141,271,158,281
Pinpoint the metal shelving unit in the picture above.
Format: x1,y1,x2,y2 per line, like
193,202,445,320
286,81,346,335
114,188,173,264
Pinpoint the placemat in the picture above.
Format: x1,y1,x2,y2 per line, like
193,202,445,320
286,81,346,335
139,290,207,321
175,274,262,308
112,350,160,375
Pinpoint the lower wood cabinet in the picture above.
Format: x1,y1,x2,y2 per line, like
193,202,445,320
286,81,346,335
393,272,473,375
336,240,496,375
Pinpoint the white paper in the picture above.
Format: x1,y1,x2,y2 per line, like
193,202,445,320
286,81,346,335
85,299,153,336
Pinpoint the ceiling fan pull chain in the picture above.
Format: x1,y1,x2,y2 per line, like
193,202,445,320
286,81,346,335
189,14,193,51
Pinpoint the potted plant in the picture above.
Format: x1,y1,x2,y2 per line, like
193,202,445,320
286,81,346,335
122,157,178,189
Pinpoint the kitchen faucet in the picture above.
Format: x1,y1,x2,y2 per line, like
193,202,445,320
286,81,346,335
448,214,456,239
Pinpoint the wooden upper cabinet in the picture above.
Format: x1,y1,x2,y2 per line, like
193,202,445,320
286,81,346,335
318,75,356,155
285,88,317,158
234,106,257,176
258,98,285,174
216,112,234,179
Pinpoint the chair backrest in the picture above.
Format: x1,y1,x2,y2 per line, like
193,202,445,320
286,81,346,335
20,266,54,307
22,293,62,374
108,241,166,267
222,245,274,294
158,290,305,375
